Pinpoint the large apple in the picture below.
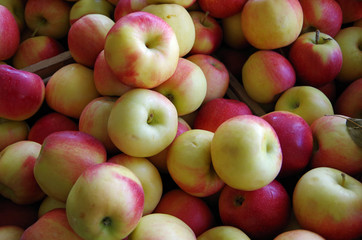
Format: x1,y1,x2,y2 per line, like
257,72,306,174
0,65,45,121
167,129,225,197
241,0,303,50
335,78,362,118
274,86,334,125
153,57,207,116
242,50,296,104
0,5,20,61
69,0,115,25
211,115,282,191
0,118,29,151
108,88,178,157
66,162,144,240
68,14,114,68
24,0,71,39
197,0,247,19
288,30,343,87
104,11,179,89
293,167,362,240
0,140,45,205
221,11,249,50
218,180,291,240
33,130,107,202
197,226,251,240
0,0,25,31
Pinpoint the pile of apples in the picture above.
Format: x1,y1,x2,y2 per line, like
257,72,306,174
0,0,361,240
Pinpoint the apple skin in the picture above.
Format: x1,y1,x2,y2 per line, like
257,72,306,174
299,0,342,37
0,118,29,151
193,98,253,133
0,141,45,205
309,115,362,177
104,11,179,89
335,0,362,23
24,0,71,39
33,130,107,202
292,167,362,240
261,111,313,178
0,5,20,61
211,115,282,191
241,0,303,50
0,65,45,121
218,180,291,240
186,54,229,104
68,14,114,68
0,225,24,240
288,31,343,87
0,0,26,31
147,0,196,8
274,229,326,240
127,213,196,240
242,50,296,104
27,112,78,144
335,78,362,118
188,10,223,55
20,208,84,240
153,189,215,237
167,129,225,197
274,86,334,125
197,226,251,240
107,88,178,158
198,0,247,19
69,0,115,25
108,153,163,215
12,36,65,69
334,26,362,83
153,57,207,116
317,80,336,104
45,63,101,119
93,50,133,97
221,11,249,50
38,196,66,218
66,162,144,240
113,0,148,21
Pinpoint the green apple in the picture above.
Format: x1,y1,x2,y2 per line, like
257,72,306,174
69,0,115,25
38,196,66,218
0,225,24,240
197,226,251,240
0,118,28,151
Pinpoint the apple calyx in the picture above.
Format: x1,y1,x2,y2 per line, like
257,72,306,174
147,112,154,124
233,195,245,207
102,216,112,227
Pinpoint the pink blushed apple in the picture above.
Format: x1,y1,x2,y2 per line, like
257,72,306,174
0,5,20,61
113,0,148,21
0,0,26,31
198,0,247,19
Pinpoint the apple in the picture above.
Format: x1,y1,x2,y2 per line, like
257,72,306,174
0,225,24,240
167,129,225,197
274,86,334,125
33,130,107,202
197,0,247,19
309,115,362,176
113,0,148,21
12,35,65,69
0,65,45,121
0,118,29,151
104,11,179,89
188,11,223,55
66,162,144,240
335,0,362,23
186,53,229,104
127,213,196,240
241,0,303,50
20,208,84,240
153,189,215,237
107,88,178,158
211,115,282,191
317,80,336,103
69,0,115,25
335,78,362,118
153,57,207,116
242,50,296,104
221,11,250,50
193,98,253,133
108,153,163,215
68,13,114,68
197,225,251,240
299,0,342,37
274,229,326,240
288,30,343,87
218,180,291,240
293,167,362,240
0,0,25,31
38,196,66,218
334,26,362,83
354,18,362,27
93,50,133,97
24,0,71,39
45,63,101,119
0,5,20,61
27,112,78,144
79,96,118,154
141,3,195,57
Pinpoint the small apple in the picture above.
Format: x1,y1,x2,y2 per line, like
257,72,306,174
0,0,25,31
0,225,24,240
69,0,115,25
335,78,362,118
274,229,326,240
38,196,66,218
0,118,29,151
0,5,20,61
221,11,250,50
197,0,247,19
197,225,251,240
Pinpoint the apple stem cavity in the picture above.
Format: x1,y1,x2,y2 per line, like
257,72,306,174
102,216,112,227
201,11,210,25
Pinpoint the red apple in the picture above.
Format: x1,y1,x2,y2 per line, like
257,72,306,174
113,0,148,21
317,80,337,104
335,78,362,118
335,0,362,23
0,65,45,121
198,0,247,19
0,5,20,61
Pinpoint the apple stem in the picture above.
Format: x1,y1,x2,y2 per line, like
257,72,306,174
201,11,209,25
341,173,346,187
315,29,320,44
